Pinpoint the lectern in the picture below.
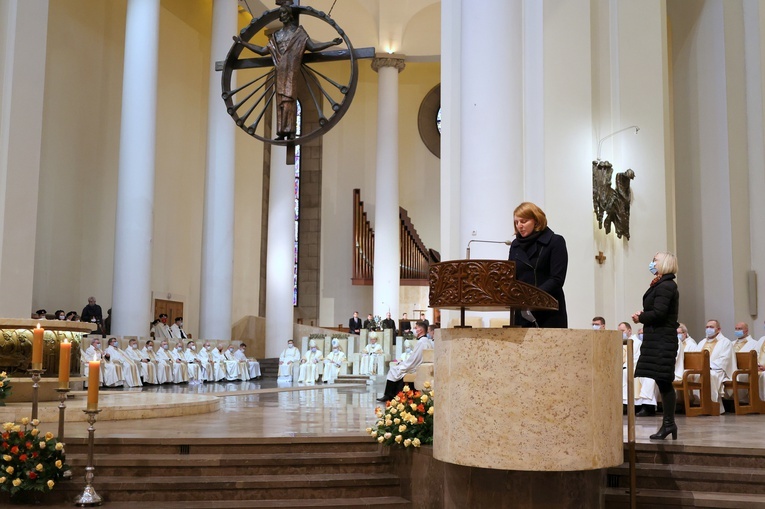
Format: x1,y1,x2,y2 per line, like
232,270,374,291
429,260,622,509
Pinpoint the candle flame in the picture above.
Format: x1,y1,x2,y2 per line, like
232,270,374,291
36,323,41,329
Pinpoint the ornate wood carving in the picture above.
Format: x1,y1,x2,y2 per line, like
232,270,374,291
429,260,559,311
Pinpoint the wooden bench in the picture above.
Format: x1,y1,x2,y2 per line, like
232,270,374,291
672,350,720,416
728,350,765,415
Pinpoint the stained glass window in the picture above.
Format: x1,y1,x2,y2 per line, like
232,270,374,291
293,101,301,306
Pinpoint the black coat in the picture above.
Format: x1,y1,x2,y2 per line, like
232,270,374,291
508,227,568,328
634,274,679,382
348,317,362,333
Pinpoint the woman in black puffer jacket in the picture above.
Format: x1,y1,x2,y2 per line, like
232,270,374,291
632,251,680,440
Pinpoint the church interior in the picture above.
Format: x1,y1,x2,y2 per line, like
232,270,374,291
2,0,765,507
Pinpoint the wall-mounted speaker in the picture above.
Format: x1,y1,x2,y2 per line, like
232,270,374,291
748,270,757,316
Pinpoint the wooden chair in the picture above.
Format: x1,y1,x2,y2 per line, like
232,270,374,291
731,350,765,415
673,350,720,416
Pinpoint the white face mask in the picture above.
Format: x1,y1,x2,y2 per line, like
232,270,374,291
131,344,138,349
162,344,169,350
178,322,183,328
311,347,317,352
190,345,196,351
677,333,684,341
206,345,212,350
288,344,294,349
176,346,182,351
228,348,233,353
93,343,100,349
592,324,602,330
622,332,628,340
706,327,716,338
58,315,64,320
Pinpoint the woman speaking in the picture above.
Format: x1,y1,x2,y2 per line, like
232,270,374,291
632,252,680,440
508,202,568,328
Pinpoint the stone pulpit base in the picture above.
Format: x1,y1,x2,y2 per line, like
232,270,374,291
431,327,622,508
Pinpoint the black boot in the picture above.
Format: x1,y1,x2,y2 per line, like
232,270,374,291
636,404,656,417
377,379,401,402
650,389,677,440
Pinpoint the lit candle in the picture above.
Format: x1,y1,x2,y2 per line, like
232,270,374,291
31,324,44,370
87,361,100,411
58,340,71,389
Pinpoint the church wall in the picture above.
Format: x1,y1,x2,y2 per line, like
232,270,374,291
583,0,674,331
668,0,753,339
319,61,440,327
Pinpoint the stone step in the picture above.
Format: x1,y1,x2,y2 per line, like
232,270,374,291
609,462,765,494
628,443,765,469
53,473,403,502
604,487,765,508
64,437,381,456
65,451,390,477
0,495,412,508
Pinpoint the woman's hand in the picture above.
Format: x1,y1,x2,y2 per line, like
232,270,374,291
631,312,641,324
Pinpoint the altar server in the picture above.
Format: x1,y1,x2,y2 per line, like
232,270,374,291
378,321,433,402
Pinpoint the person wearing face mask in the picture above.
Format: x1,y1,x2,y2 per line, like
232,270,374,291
225,343,249,381
199,342,224,382
631,251,680,440
359,335,384,376
54,310,66,321
125,338,158,384
732,322,756,353
278,340,301,383
695,319,735,413
159,340,189,383
183,341,205,384
106,337,143,387
298,339,323,385
592,317,606,330
508,202,568,328
151,314,172,340
322,339,346,384
619,322,657,416
142,340,169,384
211,343,238,381
396,339,414,365
170,317,189,340
234,343,261,380
84,338,123,387
168,340,191,383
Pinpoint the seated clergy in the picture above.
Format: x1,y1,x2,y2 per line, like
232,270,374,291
733,322,757,352
151,314,173,340
199,342,224,382
378,321,434,402
695,319,736,412
214,343,240,381
359,335,384,376
170,317,189,339
322,339,346,384
225,344,249,381
234,343,261,379
125,338,158,384
84,337,123,387
741,332,765,402
396,339,414,365
106,337,142,387
278,339,301,382
183,341,205,383
142,340,169,384
159,339,189,383
298,339,323,385
619,322,657,416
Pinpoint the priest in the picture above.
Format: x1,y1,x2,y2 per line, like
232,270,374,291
322,339,346,384
278,339,301,383
125,337,158,384
695,319,736,413
234,343,261,379
298,339,323,385
359,335,384,375
106,337,142,387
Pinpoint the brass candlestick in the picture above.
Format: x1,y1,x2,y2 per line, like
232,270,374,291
56,388,70,441
74,409,102,507
27,368,45,421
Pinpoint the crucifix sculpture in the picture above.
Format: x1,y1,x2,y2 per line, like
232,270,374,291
219,0,375,162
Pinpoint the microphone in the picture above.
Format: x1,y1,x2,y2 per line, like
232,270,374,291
465,239,513,259
520,310,539,328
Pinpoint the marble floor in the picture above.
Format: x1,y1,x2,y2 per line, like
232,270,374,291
5,378,765,449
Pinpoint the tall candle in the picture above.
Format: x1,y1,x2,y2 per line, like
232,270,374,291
58,340,71,389
31,324,44,369
87,361,100,411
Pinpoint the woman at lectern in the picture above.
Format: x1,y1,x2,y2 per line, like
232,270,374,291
632,252,680,441
508,202,568,328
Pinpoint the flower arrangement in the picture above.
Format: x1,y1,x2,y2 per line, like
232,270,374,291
367,382,434,448
0,372,11,406
0,418,68,496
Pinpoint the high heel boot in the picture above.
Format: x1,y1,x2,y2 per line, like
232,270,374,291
650,388,678,440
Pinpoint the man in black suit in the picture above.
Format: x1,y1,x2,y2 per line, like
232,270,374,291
363,313,375,330
420,312,430,330
382,312,397,345
348,311,362,334
398,313,411,335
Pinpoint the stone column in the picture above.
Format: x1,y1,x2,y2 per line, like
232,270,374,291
265,144,295,358
111,0,160,336
0,0,49,318
459,0,523,261
372,55,405,321
199,0,237,340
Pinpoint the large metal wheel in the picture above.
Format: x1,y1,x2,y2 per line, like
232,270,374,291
220,5,359,146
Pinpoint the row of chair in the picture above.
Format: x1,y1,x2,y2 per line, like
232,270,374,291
674,350,764,416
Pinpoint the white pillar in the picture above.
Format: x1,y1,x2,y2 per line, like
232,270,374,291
265,145,295,358
200,0,237,340
372,55,405,321
0,0,49,318
111,0,160,336
459,0,523,260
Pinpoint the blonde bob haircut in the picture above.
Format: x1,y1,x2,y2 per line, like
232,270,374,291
513,202,548,234
655,251,678,275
